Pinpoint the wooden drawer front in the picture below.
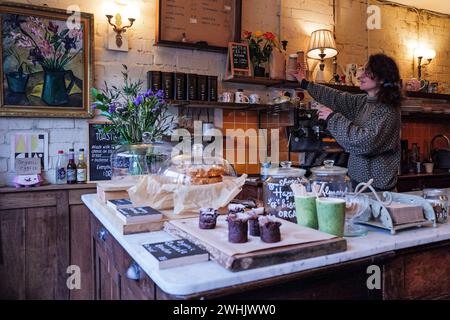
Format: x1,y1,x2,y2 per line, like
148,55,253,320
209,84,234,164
0,192,57,210
90,216,114,255
403,246,450,299
112,239,155,300
68,188,96,206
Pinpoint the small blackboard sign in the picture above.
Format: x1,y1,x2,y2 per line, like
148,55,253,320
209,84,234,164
88,122,117,182
226,42,251,78
142,239,209,269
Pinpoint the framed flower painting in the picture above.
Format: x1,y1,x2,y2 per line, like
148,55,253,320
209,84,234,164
0,2,94,118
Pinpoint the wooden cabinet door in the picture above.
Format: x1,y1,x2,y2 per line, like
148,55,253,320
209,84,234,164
25,205,70,299
69,204,94,300
0,190,70,299
94,240,121,300
0,209,26,299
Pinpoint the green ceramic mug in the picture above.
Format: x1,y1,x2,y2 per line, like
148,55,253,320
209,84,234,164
294,195,318,229
316,197,346,237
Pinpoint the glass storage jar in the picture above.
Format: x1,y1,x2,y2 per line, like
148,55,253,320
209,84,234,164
309,160,352,198
423,188,448,223
263,161,307,223
111,141,172,180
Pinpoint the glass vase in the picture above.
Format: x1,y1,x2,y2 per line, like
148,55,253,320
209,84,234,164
111,141,172,181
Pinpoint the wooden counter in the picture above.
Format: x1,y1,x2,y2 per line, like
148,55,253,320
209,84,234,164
82,192,450,300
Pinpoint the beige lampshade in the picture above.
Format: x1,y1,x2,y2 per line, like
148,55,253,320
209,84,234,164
307,29,338,60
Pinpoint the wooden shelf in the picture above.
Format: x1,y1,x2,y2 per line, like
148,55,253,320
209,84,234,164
401,111,450,121
405,91,450,100
222,76,450,101
167,99,270,110
223,76,284,86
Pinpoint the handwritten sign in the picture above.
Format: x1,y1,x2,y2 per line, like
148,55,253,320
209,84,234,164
231,43,249,70
226,42,251,78
88,123,117,182
263,177,305,223
15,158,41,175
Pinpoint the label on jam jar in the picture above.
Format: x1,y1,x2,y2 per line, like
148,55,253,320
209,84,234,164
263,177,304,223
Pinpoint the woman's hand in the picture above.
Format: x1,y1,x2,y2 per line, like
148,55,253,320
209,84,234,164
289,61,306,83
317,106,333,120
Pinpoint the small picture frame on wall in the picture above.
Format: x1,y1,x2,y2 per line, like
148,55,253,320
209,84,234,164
0,2,94,118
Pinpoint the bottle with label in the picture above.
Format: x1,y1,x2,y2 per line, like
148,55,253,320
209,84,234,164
55,150,66,185
77,148,87,184
67,148,77,184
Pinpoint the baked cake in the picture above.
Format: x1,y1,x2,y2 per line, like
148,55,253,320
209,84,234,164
259,216,282,243
227,212,249,243
199,208,219,229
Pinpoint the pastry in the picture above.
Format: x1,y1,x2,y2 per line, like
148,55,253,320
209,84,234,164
199,208,218,229
187,167,208,178
207,166,225,177
191,176,223,185
259,216,282,243
247,208,265,236
227,212,249,243
228,203,245,214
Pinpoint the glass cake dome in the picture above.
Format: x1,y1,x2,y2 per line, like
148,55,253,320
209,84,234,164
157,144,236,185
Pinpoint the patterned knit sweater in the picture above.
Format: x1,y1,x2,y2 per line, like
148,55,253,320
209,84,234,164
303,81,401,190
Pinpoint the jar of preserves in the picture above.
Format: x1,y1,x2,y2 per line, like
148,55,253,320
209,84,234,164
309,160,352,198
263,161,307,223
423,189,448,223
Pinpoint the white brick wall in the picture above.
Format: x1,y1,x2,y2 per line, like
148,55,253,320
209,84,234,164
0,119,86,185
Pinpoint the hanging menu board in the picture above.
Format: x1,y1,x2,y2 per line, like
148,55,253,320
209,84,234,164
157,0,242,51
88,122,117,182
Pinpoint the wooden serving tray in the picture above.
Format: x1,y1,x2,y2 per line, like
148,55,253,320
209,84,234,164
164,217,347,272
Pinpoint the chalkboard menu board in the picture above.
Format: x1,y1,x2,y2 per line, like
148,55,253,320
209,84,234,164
230,42,249,70
157,0,242,52
88,122,117,182
225,42,251,78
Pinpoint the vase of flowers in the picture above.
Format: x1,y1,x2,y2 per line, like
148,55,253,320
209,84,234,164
243,30,281,78
91,65,174,179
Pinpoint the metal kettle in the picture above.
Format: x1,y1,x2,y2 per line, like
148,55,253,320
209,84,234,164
430,134,450,169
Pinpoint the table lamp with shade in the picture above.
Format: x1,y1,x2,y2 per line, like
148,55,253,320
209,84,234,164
307,29,338,83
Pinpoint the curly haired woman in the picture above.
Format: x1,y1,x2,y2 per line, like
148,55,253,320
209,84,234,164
292,53,403,191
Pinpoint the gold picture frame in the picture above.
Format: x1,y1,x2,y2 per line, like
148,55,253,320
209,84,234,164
0,2,94,118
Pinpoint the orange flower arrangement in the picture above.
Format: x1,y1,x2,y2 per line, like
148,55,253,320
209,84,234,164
243,30,280,73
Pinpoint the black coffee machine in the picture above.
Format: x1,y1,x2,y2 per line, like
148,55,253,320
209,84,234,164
287,106,348,170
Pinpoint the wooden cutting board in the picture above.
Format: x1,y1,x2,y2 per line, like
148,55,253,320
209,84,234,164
164,217,347,272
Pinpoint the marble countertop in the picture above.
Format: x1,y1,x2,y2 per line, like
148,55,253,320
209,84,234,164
82,192,450,297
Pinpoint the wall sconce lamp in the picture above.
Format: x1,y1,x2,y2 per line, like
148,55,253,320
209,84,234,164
106,13,136,48
416,48,436,80
307,29,338,83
